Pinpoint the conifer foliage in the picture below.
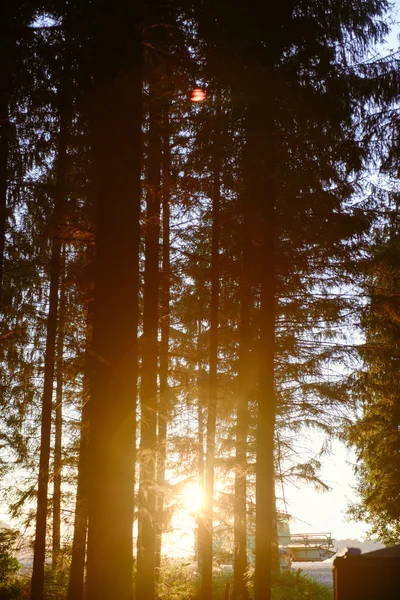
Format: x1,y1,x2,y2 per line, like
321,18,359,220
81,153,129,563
0,1,397,600
347,225,400,545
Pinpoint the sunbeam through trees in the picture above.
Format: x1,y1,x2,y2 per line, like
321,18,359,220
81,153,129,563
1,1,400,600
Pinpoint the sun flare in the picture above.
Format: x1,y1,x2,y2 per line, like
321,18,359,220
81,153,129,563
182,483,203,514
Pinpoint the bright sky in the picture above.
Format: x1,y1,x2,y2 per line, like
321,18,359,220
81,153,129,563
282,437,368,541
387,0,400,50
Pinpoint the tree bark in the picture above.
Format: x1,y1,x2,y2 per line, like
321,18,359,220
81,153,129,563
85,3,142,600
233,197,251,600
67,315,91,600
155,101,171,587
255,229,275,600
271,485,280,572
67,394,89,600
253,111,276,600
196,256,205,567
201,99,221,600
52,245,66,571
136,78,162,600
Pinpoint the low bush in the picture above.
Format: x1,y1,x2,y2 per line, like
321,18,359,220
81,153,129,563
0,528,21,600
157,558,197,600
272,568,333,600
157,560,332,600
5,553,333,600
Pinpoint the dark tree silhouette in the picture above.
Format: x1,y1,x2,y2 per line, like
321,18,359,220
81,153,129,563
85,2,142,599
136,49,163,600
30,32,70,600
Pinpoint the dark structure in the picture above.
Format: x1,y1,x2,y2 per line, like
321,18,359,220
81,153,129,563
333,545,400,600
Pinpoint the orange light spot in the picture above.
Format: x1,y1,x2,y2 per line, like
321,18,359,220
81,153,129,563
190,88,206,102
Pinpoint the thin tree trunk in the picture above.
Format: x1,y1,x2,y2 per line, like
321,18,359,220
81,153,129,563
67,334,90,600
233,198,251,600
201,99,221,600
197,391,205,497
30,51,69,600
85,3,142,600
52,245,66,571
30,215,63,600
271,486,280,572
196,260,205,568
254,112,276,600
255,235,275,600
136,80,162,600
155,101,171,586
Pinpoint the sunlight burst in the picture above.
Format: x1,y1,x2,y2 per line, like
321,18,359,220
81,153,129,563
182,483,203,514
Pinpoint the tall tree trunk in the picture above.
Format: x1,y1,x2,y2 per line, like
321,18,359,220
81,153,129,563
30,49,69,600
233,198,251,600
67,391,89,600
201,100,221,600
52,246,66,571
254,112,276,600
271,486,280,572
67,314,91,600
196,258,205,567
197,379,205,498
85,3,142,600
136,81,162,600
155,101,171,586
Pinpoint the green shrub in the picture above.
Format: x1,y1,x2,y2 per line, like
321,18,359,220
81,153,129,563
0,529,21,584
0,528,21,600
272,569,333,600
211,566,235,600
157,560,332,600
157,558,197,600
0,582,21,600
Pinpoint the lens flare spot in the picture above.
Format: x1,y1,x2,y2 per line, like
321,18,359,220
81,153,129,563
190,88,207,102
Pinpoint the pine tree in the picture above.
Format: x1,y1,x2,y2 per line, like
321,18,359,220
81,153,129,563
0,3,396,599
194,3,391,599
85,2,142,599
30,22,71,597
52,245,66,570
200,94,221,600
0,2,36,307
155,100,172,584
232,139,253,600
67,313,91,600
346,223,400,545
